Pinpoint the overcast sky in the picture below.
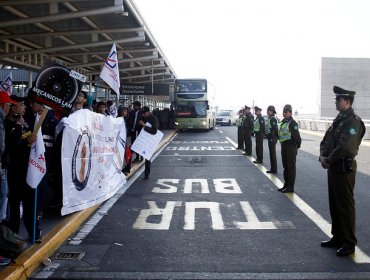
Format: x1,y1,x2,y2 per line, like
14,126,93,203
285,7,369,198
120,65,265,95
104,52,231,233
133,0,370,114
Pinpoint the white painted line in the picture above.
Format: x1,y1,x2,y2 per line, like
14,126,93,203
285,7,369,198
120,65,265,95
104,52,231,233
219,130,224,134
68,135,175,245
158,154,243,157
227,135,370,263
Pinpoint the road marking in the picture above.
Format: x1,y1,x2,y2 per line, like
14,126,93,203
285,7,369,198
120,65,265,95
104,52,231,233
219,130,224,133
184,202,224,230
42,271,370,279
226,136,370,263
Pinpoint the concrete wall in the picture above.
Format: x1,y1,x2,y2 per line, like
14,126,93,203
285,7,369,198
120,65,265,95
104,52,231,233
320,57,370,119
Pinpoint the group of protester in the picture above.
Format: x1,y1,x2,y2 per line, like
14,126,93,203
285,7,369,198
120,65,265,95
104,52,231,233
0,90,161,265
236,103,302,193
236,86,365,257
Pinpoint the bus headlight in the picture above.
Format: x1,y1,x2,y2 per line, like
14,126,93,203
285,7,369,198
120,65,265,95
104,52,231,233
201,121,207,125
175,122,179,126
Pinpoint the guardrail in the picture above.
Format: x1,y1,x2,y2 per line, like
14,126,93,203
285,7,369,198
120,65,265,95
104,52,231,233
296,118,370,140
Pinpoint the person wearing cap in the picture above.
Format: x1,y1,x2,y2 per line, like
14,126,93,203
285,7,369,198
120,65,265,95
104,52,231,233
236,109,245,150
253,106,265,164
136,106,159,179
319,86,365,257
4,95,38,243
265,105,279,173
0,91,17,266
242,106,254,156
278,104,301,193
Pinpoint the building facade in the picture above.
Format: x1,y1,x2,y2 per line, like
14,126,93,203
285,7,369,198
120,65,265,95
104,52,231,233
321,57,370,119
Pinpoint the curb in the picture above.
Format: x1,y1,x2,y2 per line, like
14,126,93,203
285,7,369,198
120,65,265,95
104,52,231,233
0,130,177,280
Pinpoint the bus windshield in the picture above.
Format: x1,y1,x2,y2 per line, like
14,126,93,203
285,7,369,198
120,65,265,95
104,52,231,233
175,101,207,118
175,80,207,93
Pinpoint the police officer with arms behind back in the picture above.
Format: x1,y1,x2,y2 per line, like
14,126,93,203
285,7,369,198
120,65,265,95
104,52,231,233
265,105,279,173
242,106,254,156
319,86,365,257
278,104,301,193
253,106,265,164
236,109,245,150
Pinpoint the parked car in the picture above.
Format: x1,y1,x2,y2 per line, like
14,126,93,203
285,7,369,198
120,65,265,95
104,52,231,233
216,110,237,126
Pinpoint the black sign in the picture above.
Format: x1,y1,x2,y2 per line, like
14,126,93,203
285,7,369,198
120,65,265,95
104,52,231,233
28,65,83,120
121,83,170,96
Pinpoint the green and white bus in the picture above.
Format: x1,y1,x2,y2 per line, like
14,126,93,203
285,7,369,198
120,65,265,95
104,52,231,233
173,79,216,131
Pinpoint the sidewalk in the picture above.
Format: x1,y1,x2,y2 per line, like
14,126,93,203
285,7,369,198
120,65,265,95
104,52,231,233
0,129,176,280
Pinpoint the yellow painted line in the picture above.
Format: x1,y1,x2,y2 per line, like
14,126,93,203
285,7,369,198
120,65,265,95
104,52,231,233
0,130,178,280
226,136,370,263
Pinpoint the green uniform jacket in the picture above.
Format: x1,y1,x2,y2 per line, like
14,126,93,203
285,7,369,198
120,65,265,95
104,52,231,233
254,115,266,134
320,108,365,164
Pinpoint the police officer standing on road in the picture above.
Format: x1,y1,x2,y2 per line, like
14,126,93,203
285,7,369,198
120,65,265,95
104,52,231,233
236,109,245,150
278,104,301,193
319,86,365,257
253,106,265,164
265,105,279,173
242,106,254,156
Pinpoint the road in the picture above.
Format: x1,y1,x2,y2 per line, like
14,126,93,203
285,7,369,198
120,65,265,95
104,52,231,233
31,126,370,280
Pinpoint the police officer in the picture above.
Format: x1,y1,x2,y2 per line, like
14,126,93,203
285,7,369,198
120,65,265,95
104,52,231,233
236,109,245,150
278,104,301,193
265,105,279,173
319,86,365,257
242,106,254,156
253,106,265,164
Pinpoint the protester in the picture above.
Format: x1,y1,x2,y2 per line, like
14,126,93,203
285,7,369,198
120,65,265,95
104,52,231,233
136,106,159,179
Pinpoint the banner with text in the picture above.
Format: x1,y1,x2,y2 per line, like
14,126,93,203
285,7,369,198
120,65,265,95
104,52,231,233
61,109,126,215
121,82,170,96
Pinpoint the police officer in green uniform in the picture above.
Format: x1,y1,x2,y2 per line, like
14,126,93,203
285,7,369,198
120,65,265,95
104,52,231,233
253,106,265,164
236,109,245,150
242,106,254,156
265,105,278,173
278,104,301,193
319,86,365,257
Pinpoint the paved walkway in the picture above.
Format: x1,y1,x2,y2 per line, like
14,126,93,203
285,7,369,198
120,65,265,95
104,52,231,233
0,129,176,280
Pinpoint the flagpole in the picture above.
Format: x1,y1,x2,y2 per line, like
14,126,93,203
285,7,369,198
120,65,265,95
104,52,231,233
32,187,38,243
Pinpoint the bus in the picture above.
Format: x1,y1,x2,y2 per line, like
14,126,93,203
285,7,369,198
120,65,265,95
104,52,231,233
173,79,216,131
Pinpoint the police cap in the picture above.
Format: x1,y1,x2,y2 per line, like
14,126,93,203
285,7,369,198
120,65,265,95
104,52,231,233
267,105,276,114
283,104,292,112
333,86,356,99
244,105,251,110
254,106,262,111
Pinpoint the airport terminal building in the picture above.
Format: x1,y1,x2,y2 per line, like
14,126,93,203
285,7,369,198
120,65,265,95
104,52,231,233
321,57,370,119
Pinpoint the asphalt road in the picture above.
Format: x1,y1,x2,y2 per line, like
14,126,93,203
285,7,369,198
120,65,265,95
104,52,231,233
31,126,370,280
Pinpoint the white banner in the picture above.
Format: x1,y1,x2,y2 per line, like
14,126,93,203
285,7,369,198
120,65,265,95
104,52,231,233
26,114,47,189
131,126,164,161
61,109,126,216
0,71,13,95
99,43,120,96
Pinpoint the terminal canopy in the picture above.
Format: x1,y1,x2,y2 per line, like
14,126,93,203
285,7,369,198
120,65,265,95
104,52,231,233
0,0,177,88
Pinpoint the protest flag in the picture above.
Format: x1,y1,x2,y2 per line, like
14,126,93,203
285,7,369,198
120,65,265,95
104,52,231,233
26,109,48,189
99,43,120,98
0,71,13,95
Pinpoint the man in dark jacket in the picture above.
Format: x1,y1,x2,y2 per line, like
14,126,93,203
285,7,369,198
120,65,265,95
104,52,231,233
137,106,159,179
319,86,365,257
242,106,254,156
253,106,265,164
129,101,142,162
278,104,301,193
265,105,279,173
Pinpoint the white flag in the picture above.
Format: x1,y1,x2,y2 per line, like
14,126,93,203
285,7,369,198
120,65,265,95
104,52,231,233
26,115,47,189
99,43,120,97
0,71,13,95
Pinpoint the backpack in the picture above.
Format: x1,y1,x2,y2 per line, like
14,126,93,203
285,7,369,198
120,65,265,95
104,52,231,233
0,224,27,259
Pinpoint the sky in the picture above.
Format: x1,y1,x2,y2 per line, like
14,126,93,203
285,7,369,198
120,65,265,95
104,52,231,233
133,0,370,114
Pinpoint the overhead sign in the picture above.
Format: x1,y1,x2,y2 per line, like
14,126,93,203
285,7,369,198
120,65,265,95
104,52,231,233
121,82,170,96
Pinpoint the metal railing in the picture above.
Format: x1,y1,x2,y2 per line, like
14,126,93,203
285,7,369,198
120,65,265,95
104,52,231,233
296,117,370,140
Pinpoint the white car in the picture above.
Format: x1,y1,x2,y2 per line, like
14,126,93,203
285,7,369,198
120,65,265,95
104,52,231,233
216,110,237,126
